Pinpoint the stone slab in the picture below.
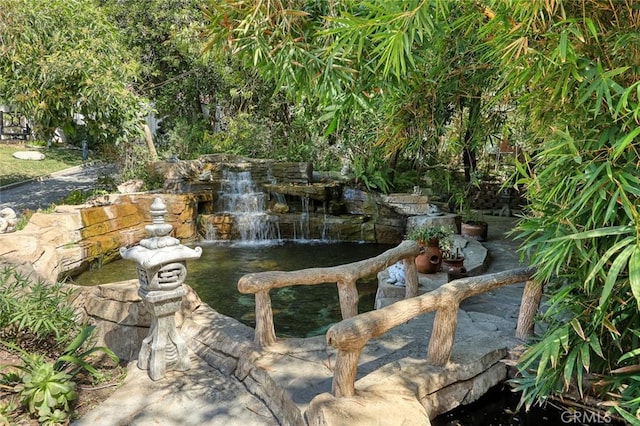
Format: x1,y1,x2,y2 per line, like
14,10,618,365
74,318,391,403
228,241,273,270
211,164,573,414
406,213,459,233
12,150,45,160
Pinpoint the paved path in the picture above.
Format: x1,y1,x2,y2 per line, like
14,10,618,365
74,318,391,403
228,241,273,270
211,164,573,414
0,162,116,211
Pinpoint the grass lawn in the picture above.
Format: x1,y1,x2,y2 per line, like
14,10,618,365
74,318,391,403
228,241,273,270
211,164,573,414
0,143,84,186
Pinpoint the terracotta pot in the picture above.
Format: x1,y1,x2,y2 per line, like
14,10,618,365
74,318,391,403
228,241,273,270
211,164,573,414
461,221,488,242
441,257,466,275
415,241,442,274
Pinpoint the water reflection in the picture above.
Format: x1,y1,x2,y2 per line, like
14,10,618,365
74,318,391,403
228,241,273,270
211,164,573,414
73,241,395,337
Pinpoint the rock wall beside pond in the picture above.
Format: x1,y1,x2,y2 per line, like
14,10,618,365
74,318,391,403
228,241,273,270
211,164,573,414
154,155,435,244
0,193,208,283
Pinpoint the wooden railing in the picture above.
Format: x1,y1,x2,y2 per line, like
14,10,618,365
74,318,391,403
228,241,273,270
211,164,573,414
326,266,538,397
238,240,421,347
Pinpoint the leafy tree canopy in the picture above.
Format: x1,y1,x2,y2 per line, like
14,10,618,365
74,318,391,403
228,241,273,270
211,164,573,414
0,0,145,147
204,0,504,183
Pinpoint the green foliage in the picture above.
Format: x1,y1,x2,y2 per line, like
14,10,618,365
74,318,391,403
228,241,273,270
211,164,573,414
59,190,97,206
54,325,119,381
204,0,504,179
14,353,77,423
0,268,120,425
0,0,145,146
4,325,118,424
115,142,165,191
0,266,78,352
406,225,454,248
351,154,392,194
484,0,640,416
15,209,34,231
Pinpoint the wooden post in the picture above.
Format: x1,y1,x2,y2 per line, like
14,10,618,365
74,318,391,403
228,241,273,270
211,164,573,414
516,280,543,340
337,279,359,319
254,290,276,347
403,257,418,298
427,304,459,365
332,349,361,397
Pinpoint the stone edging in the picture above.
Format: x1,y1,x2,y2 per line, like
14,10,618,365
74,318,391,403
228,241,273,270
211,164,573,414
180,304,305,425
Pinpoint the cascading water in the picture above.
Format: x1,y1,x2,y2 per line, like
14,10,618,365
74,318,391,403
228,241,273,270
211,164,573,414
216,170,281,244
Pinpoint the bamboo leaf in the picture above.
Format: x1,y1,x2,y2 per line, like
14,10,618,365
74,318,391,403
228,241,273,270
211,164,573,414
580,342,590,373
558,30,567,63
589,334,604,359
570,318,586,340
548,225,633,242
599,245,635,308
629,246,640,310
612,126,640,160
564,347,578,389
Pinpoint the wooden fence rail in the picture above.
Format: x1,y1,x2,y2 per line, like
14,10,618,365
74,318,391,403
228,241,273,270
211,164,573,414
325,266,538,397
238,240,421,347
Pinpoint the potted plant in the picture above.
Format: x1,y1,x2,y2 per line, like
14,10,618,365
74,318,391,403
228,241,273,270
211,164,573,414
406,225,454,274
449,182,489,242
461,208,488,242
441,238,466,276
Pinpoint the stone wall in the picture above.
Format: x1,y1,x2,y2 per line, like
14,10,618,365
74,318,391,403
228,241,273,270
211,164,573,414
0,193,208,283
154,154,313,194
469,182,526,212
157,155,418,244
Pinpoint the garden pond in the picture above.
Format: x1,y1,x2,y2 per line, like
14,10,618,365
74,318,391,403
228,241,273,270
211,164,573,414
72,240,394,337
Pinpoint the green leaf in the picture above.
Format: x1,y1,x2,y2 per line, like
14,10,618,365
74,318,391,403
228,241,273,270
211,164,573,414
548,225,633,242
580,342,590,373
599,244,635,308
589,334,604,359
569,318,586,340
612,126,640,160
629,245,640,310
558,31,567,63
563,347,578,389
618,347,640,364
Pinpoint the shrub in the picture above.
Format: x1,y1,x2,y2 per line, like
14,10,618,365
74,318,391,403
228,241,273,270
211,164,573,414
0,266,78,355
0,267,120,424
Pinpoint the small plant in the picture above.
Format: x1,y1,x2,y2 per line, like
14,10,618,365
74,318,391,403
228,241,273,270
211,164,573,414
0,267,78,352
14,353,77,423
1,325,119,425
406,225,454,249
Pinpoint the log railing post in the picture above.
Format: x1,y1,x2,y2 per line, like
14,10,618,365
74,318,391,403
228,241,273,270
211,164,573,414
337,279,359,319
516,280,543,340
254,290,277,347
332,349,362,397
427,303,459,365
403,257,419,298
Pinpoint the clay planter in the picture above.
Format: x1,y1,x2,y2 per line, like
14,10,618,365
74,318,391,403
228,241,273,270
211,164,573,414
441,256,466,275
415,239,442,274
461,221,488,242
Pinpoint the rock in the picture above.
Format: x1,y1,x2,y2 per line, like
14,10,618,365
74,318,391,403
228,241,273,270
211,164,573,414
271,202,289,213
0,207,17,232
12,150,45,160
117,179,144,194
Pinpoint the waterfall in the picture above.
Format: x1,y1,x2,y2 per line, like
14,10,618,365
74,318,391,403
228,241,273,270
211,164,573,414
216,170,281,244
299,196,310,240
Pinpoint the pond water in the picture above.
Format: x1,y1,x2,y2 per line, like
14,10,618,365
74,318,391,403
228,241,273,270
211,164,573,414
72,241,395,337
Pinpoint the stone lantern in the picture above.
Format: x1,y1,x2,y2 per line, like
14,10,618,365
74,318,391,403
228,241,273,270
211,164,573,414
120,197,202,380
